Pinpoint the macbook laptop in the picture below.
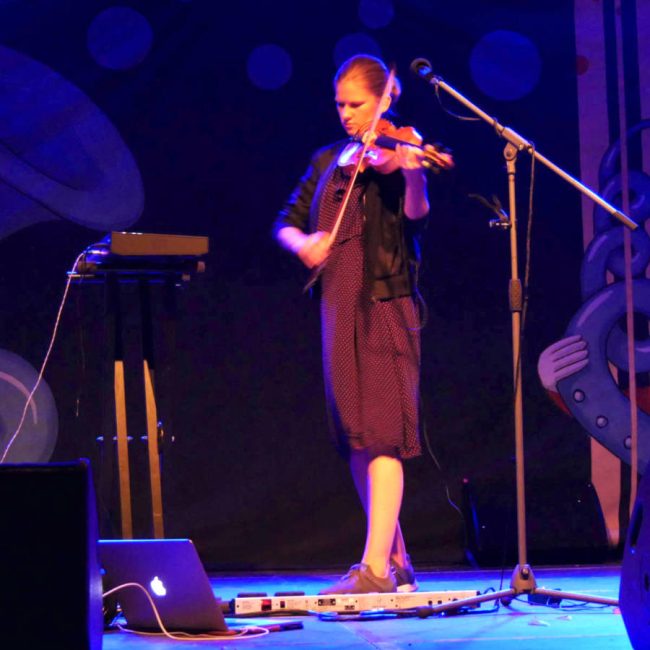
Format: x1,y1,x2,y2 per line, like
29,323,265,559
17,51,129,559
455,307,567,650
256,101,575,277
98,538,228,632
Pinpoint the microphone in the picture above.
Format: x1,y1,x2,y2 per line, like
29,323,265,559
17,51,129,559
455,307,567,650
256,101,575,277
410,58,435,83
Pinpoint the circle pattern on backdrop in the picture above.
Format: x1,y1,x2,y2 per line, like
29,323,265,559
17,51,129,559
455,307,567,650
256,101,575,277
87,6,154,70
247,44,293,91
576,54,590,76
470,30,542,101
358,0,395,30
0,349,58,463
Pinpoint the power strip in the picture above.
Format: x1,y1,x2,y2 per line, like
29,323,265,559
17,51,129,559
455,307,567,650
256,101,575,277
231,589,481,615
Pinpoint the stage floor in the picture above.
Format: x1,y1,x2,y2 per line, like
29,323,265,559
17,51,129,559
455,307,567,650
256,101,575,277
103,564,632,648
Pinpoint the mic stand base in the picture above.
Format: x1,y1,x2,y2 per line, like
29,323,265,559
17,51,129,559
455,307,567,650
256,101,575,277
415,564,618,618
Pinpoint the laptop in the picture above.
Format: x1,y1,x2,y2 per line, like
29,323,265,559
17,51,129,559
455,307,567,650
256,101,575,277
98,538,228,632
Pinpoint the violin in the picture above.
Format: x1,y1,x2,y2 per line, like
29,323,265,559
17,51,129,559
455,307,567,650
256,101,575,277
337,118,452,174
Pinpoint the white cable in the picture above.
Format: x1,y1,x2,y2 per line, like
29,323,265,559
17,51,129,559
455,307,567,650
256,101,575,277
103,582,269,641
0,251,85,463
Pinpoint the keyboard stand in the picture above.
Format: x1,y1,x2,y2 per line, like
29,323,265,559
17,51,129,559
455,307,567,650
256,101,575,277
72,231,207,539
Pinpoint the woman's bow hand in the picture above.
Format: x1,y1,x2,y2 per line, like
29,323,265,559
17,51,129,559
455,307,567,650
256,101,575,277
296,231,331,269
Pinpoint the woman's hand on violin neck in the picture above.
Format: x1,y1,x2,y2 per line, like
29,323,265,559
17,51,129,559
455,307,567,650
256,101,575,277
423,144,454,170
397,143,429,189
394,143,426,171
297,230,332,268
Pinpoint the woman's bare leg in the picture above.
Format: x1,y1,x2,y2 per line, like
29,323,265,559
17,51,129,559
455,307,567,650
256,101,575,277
349,450,405,578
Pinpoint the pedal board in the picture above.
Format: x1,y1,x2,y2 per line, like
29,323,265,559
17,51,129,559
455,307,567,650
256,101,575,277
231,589,481,615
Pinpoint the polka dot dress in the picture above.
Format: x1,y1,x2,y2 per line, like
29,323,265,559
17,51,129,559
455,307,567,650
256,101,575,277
317,166,422,460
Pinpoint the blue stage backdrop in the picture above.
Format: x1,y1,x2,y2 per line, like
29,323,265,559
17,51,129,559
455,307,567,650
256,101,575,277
0,0,620,569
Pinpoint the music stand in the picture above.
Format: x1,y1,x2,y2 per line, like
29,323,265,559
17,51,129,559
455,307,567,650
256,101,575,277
410,58,635,613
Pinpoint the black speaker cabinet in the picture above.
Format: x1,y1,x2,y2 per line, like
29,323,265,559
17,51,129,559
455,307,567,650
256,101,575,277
0,460,102,650
620,471,650,650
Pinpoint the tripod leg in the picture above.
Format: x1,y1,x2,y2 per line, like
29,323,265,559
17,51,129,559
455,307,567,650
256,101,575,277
534,586,618,606
416,588,517,617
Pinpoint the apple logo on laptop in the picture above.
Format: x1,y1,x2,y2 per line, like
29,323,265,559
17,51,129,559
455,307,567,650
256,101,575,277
150,576,167,597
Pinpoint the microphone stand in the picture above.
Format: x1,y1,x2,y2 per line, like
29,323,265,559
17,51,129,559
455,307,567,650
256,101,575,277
410,59,635,614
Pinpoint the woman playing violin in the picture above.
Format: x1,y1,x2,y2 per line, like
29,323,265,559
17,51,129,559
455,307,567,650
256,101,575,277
274,54,453,595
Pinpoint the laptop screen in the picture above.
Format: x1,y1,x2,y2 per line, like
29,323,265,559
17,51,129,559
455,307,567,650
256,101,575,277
99,538,228,632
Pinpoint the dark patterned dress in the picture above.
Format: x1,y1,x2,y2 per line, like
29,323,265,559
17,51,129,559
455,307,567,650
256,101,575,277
317,165,422,460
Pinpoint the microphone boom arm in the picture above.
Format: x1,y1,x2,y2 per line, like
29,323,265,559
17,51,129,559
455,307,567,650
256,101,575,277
411,59,637,230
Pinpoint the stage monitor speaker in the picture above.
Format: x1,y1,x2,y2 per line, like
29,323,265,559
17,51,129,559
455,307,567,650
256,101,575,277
620,471,650,650
0,459,103,650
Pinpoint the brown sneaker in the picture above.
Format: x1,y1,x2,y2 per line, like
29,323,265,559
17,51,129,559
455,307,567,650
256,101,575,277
318,563,397,595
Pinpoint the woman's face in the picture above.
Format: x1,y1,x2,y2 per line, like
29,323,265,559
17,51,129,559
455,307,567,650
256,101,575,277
335,77,384,137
